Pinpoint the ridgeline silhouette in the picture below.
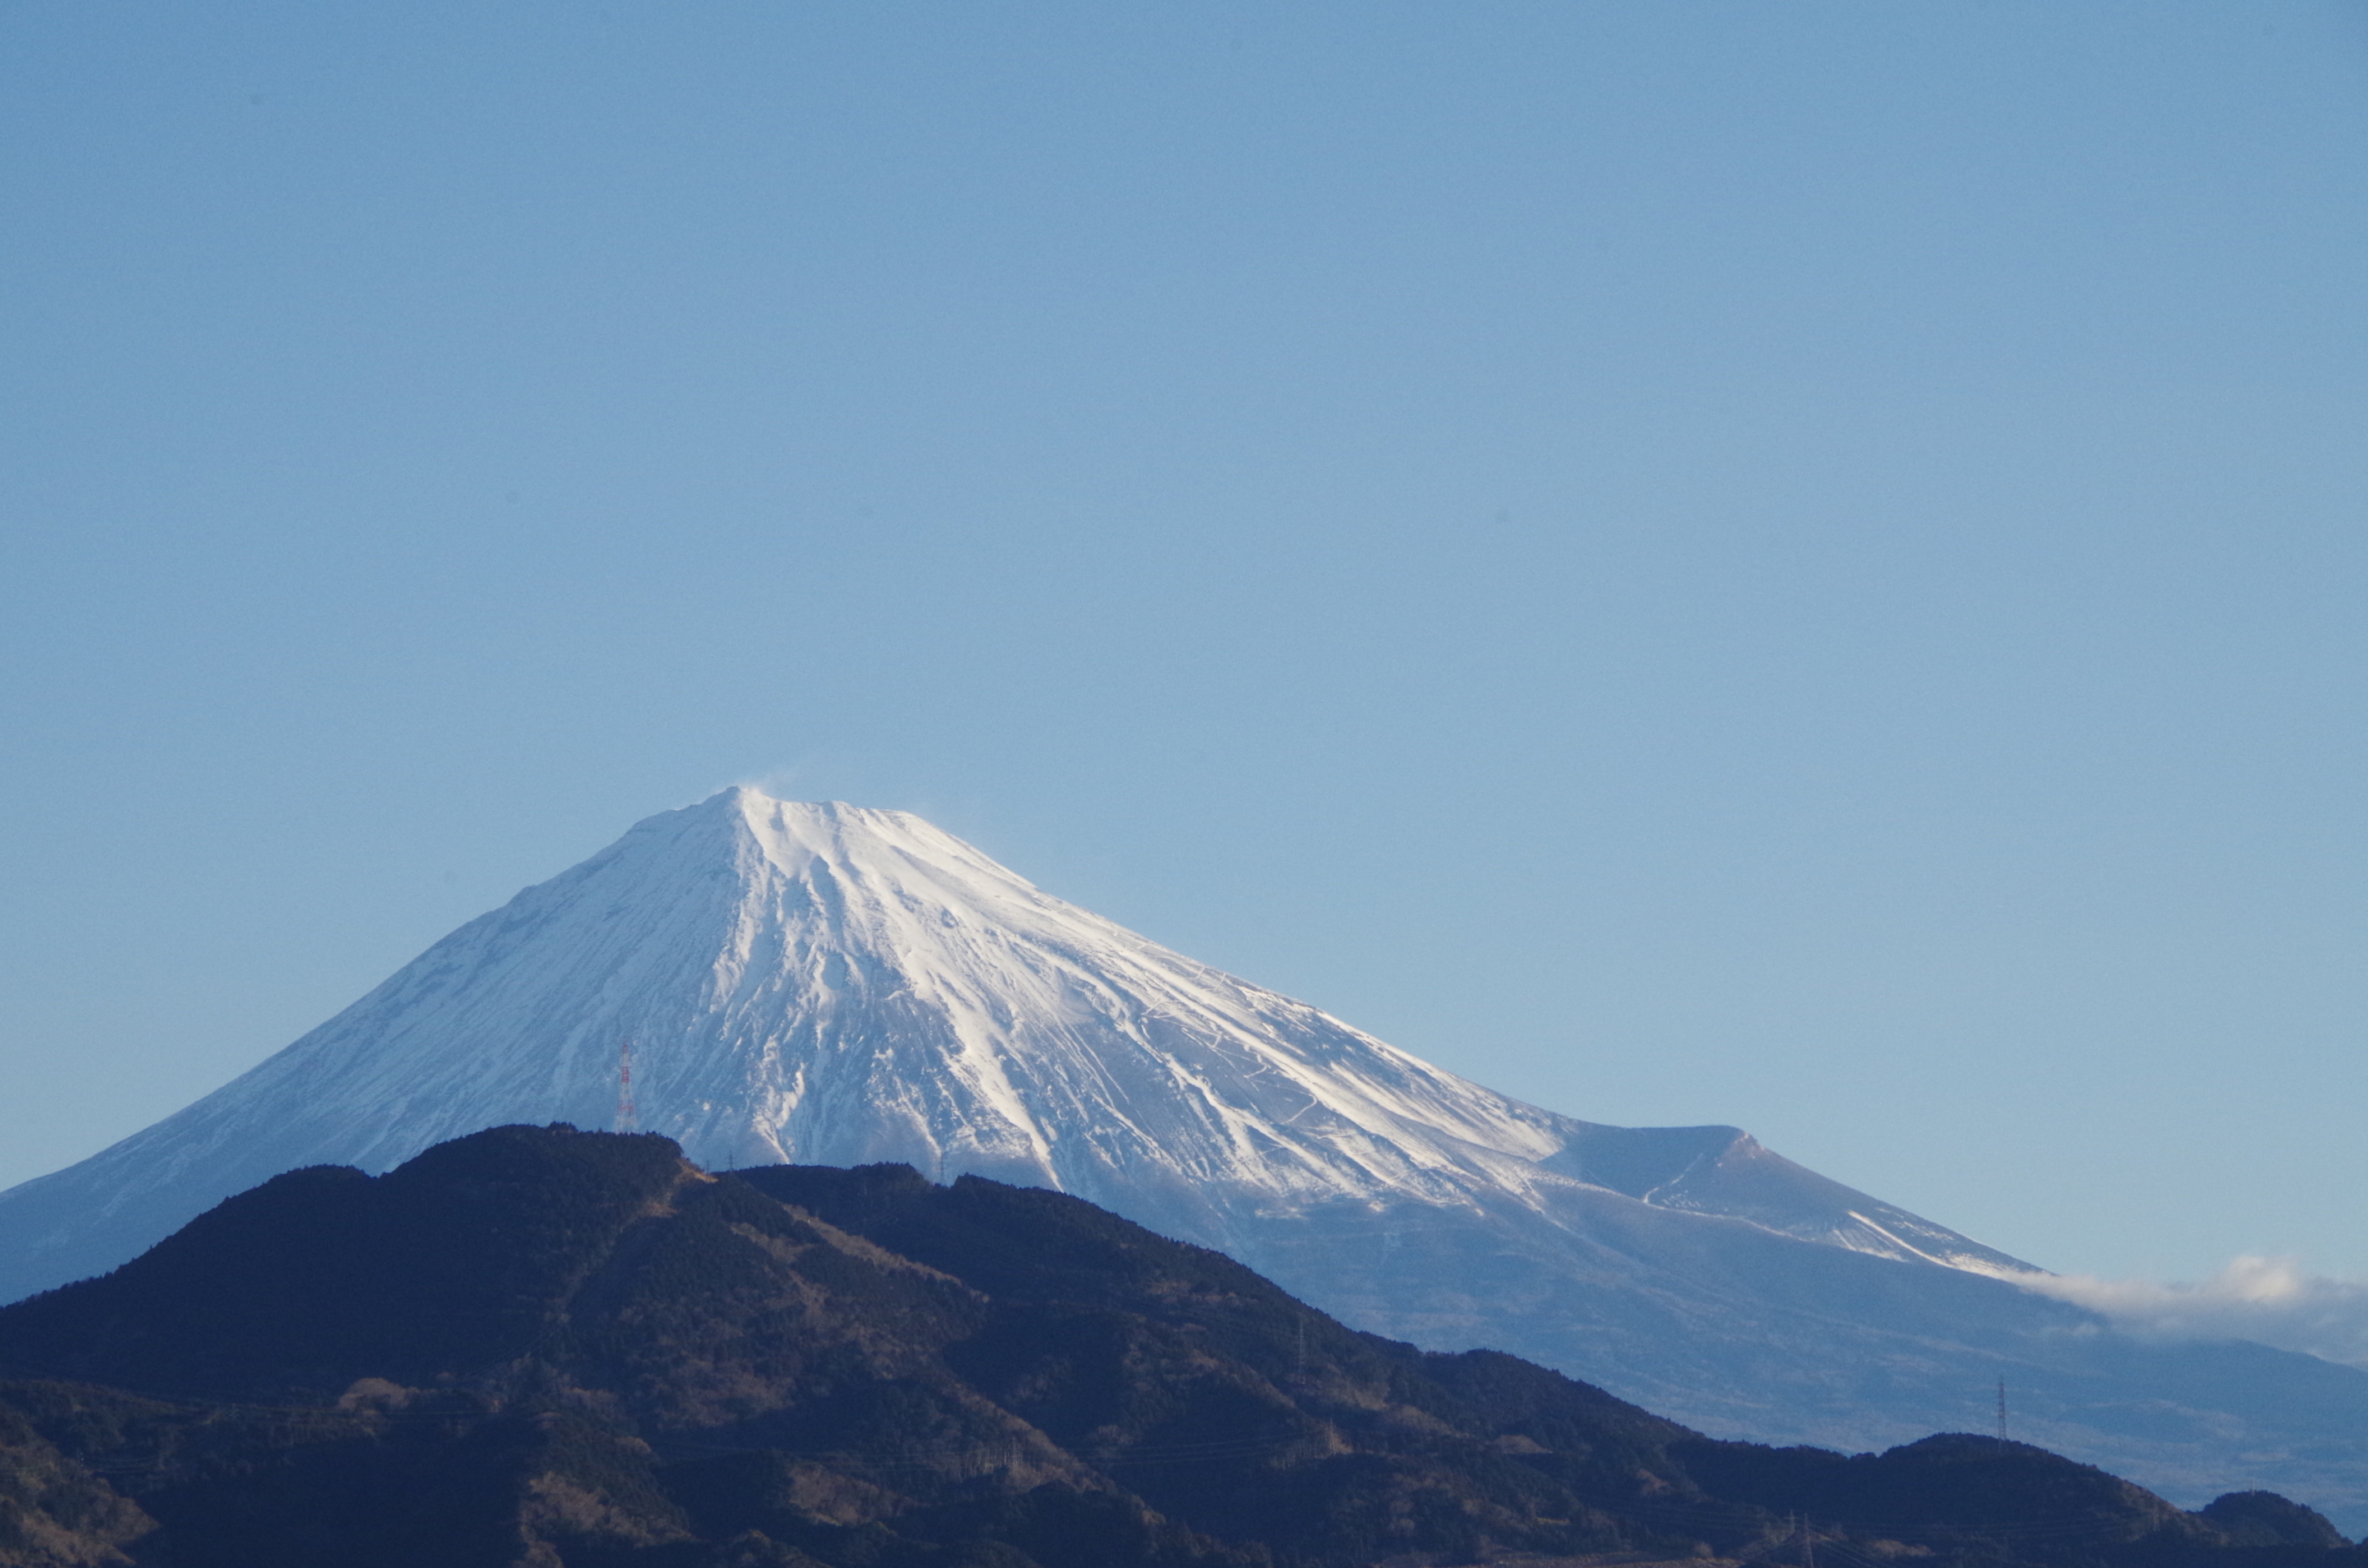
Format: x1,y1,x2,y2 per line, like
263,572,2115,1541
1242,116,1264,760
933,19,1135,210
0,1124,2351,1568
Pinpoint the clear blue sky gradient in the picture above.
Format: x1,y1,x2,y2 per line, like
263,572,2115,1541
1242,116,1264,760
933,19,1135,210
2,2,2362,1280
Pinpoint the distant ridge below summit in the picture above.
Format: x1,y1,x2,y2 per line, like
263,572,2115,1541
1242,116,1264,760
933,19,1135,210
3,788,2366,1527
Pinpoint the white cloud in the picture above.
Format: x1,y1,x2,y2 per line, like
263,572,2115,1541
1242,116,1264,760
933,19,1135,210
2018,1256,2368,1368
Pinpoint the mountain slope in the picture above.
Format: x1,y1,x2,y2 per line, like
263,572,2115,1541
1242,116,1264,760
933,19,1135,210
2,789,2364,1527
0,1124,2347,1568
0,789,2025,1297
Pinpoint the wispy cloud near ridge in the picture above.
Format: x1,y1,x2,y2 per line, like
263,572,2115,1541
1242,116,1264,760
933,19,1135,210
2018,1257,2368,1368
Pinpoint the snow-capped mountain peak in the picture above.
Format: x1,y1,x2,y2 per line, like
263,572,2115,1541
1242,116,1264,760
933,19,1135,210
10,789,2368,1524
0,786,2019,1300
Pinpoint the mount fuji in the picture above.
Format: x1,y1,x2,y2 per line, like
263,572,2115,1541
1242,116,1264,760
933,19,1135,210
5,788,2366,1525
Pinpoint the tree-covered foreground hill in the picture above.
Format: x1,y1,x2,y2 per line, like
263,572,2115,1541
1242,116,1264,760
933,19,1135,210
0,1125,2352,1568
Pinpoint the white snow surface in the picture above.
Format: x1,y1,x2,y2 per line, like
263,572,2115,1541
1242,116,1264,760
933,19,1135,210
0,789,2016,1287
7,789,2368,1527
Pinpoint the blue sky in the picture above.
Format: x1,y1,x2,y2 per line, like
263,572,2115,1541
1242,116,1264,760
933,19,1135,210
2,2,2362,1285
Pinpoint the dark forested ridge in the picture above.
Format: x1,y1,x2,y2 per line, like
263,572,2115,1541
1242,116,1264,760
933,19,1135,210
0,1125,2351,1568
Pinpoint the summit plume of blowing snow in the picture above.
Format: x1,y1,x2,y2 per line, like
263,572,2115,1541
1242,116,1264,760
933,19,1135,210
4,789,2367,1526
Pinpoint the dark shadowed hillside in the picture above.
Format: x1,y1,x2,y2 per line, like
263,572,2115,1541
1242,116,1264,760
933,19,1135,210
0,1125,2352,1568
